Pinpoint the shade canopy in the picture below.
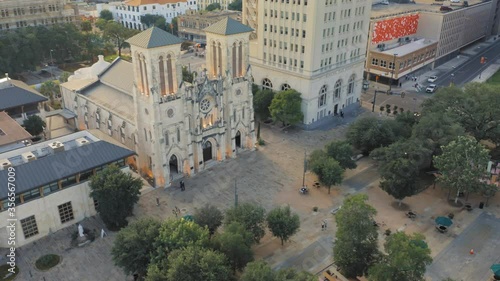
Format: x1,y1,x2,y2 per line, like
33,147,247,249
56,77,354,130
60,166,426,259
435,216,453,227
491,264,500,276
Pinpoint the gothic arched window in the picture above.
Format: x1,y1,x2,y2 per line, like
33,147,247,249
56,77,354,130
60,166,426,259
318,85,327,107
348,74,355,95
262,78,273,90
334,79,342,99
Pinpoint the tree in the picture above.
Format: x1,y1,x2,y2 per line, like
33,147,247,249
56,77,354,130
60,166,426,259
421,83,500,145
434,136,493,203
334,194,379,278
269,89,304,126
378,157,420,206
225,203,266,244
100,9,113,21
266,206,300,245
170,17,179,36
156,246,232,281
228,0,243,11
206,3,222,11
111,218,161,279
240,261,275,281
194,204,224,236
59,71,71,83
182,66,194,83
212,223,254,272
140,14,167,30
371,139,432,171
151,219,209,266
253,89,275,120
412,112,464,157
39,80,60,101
81,20,92,32
346,117,405,154
275,268,317,281
308,150,344,194
325,140,357,170
89,165,142,230
102,21,138,56
22,115,45,136
368,232,432,281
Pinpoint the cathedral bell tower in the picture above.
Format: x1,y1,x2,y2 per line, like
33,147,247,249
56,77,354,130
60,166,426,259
127,27,183,187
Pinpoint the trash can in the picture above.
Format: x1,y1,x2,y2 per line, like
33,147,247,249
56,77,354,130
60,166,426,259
479,202,484,209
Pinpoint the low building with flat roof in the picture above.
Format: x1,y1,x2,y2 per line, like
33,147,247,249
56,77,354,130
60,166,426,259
178,9,241,43
0,112,32,153
0,130,135,247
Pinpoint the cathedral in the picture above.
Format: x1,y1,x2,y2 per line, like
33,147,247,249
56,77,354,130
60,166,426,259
60,18,256,188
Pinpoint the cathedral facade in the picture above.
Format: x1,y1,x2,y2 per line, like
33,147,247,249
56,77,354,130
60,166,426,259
60,18,256,188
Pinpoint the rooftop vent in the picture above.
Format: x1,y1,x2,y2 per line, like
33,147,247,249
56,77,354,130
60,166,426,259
75,138,89,147
0,159,12,170
48,141,65,153
21,152,36,163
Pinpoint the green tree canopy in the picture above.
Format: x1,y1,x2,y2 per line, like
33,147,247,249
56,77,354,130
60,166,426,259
253,89,275,120
346,117,405,154
308,150,344,194
206,3,222,11
228,0,243,11
269,89,304,126
99,9,113,21
102,21,139,56
39,80,60,101
371,139,433,170
225,203,266,244
22,115,45,136
212,223,254,272
334,194,379,278
148,246,232,281
58,71,71,83
241,261,275,281
182,66,194,83
368,232,432,281
89,165,142,230
275,268,317,281
378,157,420,206
140,14,167,30
434,136,493,203
81,20,92,32
111,218,161,279
421,83,500,145
193,204,224,236
325,140,357,170
266,205,300,245
152,219,210,266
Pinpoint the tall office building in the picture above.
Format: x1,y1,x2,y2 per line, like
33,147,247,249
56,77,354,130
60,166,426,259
245,0,371,127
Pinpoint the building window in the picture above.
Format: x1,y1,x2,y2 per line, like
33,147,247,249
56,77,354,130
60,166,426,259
93,198,99,211
371,58,378,66
334,80,342,99
348,75,355,95
21,215,39,239
262,78,273,89
177,128,180,142
281,83,291,91
159,56,166,95
318,85,327,107
58,202,74,223
380,60,387,68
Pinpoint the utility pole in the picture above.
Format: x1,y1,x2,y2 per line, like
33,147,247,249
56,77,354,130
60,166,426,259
302,150,307,188
234,179,238,208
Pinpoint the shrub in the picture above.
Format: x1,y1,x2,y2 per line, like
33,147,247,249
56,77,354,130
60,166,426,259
257,138,265,146
313,206,319,212
35,254,61,271
386,104,391,109
0,264,19,281
385,229,392,236
380,106,385,112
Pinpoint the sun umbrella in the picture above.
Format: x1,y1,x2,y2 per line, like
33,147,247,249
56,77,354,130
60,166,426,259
491,264,500,277
183,215,194,221
435,216,453,227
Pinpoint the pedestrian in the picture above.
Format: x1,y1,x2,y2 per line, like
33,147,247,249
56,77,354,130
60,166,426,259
321,222,325,231
101,228,107,238
340,111,344,118
173,209,178,217
399,82,402,87
156,197,160,206
323,220,327,228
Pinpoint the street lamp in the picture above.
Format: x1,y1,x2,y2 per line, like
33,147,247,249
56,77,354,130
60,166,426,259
388,53,398,93
49,49,55,80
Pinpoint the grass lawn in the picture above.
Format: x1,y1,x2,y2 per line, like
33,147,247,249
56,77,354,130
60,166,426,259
486,69,500,85
0,264,19,281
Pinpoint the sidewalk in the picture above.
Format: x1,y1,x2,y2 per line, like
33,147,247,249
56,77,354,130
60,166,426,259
470,58,500,83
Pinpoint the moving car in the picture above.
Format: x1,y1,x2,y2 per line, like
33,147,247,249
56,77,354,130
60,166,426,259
450,0,460,2
426,84,437,93
427,75,438,82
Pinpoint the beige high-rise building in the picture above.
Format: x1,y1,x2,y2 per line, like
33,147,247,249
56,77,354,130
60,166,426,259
245,0,371,128
0,0,78,31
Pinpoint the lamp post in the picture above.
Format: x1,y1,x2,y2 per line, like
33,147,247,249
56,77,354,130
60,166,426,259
49,49,55,80
388,53,398,93
302,150,307,188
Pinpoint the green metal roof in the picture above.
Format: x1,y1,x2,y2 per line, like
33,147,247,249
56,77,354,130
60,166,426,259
126,26,183,49
203,17,253,35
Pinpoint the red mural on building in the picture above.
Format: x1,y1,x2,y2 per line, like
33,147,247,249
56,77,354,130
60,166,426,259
372,14,420,44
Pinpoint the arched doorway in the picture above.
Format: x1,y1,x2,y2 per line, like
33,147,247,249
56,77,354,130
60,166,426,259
169,155,178,174
235,131,241,148
202,141,212,162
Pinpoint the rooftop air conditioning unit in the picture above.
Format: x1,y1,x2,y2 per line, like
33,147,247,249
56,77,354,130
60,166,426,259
75,138,89,147
48,141,65,153
21,152,36,163
0,159,12,170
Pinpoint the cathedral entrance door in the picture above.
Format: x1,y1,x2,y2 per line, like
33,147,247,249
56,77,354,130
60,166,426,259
334,104,339,115
202,141,213,162
169,155,178,174
235,131,241,148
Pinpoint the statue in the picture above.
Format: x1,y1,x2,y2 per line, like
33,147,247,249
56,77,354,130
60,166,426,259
78,224,85,237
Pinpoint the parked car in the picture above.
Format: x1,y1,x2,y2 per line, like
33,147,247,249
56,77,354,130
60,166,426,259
426,84,437,93
440,6,453,11
450,0,460,2
427,75,438,82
